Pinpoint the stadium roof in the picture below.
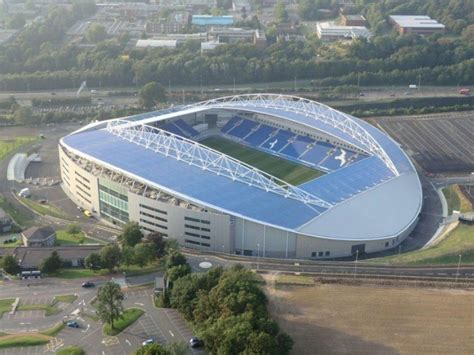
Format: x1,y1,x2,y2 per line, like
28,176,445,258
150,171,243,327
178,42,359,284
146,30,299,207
62,95,422,240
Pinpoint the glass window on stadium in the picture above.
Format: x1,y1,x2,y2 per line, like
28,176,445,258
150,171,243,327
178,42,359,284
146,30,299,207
99,183,129,225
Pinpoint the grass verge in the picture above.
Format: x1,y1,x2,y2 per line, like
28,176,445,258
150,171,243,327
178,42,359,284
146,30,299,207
56,346,85,355
276,274,315,286
0,137,36,161
50,268,109,279
0,194,33,227
19,197,70,220
103,308,144,336
53,294,78,304
442,184,471,215
0,334,50,349
17,303,61,316
40,322,65,336
0,299,15,318
55,230,102,246
201,137,324,185
370,224,474,265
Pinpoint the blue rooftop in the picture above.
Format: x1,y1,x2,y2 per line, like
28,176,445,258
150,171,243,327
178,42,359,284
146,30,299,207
63,129,323,230
192,15,234,26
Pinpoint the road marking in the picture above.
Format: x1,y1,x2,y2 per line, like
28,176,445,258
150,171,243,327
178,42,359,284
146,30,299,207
134,302,144,306
169,330,174,337
126,339,131,346
82,324,90,333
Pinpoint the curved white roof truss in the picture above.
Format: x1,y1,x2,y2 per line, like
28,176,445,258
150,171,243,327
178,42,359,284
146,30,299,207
106,119,333,210
188,94,399,176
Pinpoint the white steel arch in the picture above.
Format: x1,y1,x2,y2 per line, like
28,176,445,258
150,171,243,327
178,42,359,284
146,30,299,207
106,119,333,211
186,94,399,176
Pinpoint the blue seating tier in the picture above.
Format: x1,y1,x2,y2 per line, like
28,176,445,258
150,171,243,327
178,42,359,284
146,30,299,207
220,117,366,172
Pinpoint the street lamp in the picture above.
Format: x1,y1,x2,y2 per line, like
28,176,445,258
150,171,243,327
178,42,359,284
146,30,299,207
353,250,359,278
257,243,260,271
456,254,462,282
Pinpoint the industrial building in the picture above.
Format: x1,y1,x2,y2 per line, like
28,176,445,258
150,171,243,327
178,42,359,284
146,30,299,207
389,15,445,35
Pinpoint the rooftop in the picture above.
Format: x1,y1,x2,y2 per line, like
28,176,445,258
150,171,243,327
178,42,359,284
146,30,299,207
22,226,55,241
389,15,445,29
14,246,102,268
192,15,234,26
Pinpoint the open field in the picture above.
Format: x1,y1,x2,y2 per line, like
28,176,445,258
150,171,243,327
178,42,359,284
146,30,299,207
371,223,474,265
267,282,474,355
374,112,474,172
200,137,324,185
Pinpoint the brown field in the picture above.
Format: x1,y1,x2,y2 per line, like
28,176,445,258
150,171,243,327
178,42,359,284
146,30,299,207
266,281,474,355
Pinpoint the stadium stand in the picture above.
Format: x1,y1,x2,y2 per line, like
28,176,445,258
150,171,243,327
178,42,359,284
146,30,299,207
174,119,199,137
300,156,394,204
244,124,275,146
220,117,366,172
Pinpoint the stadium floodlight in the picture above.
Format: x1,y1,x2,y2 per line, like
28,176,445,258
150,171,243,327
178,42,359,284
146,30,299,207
106,119,333,211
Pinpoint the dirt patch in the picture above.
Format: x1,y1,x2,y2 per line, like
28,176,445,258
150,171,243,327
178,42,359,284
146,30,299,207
266,282,474,354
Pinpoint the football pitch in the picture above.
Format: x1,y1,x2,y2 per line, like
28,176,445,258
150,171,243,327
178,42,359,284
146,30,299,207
200,137,324,185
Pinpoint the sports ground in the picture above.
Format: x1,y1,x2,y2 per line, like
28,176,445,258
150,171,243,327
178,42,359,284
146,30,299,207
200,137,324,186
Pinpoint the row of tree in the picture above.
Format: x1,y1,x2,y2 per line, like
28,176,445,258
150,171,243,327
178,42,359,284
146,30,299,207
85,222,167,272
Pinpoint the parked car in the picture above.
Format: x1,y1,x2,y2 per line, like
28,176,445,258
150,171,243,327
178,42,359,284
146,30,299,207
189,337,204,348
81,281,95,288
84,210,92,217
142,338,155,346
66,321,80,328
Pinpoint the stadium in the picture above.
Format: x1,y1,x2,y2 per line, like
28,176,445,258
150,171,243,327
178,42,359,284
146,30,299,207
59,94,422,259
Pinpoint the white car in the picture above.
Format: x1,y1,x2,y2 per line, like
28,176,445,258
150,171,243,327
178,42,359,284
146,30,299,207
142,338,154,346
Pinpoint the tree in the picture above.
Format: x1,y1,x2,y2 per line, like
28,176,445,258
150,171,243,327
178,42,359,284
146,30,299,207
274,1,288,23
121,245,136,268
139,82,167,109
167,264,191,283
100,244,122,272
85,252,102,271
134,243,155,267
2,255,20,275
96,281,124,330
146,232,166,258
134,343,170,355
85,24,108,43
14,106,34,125
120,222,144,247
7,13,26,29
40,251,62,273
66,223,81,236
166,251,187,270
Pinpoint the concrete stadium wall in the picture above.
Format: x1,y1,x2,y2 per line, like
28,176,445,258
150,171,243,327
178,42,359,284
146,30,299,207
59,147,100,214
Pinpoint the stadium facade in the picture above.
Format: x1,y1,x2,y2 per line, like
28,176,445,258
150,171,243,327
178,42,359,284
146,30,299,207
59,94,422,259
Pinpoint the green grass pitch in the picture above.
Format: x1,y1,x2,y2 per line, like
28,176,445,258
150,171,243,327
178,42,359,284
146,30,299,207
200,137,324,185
